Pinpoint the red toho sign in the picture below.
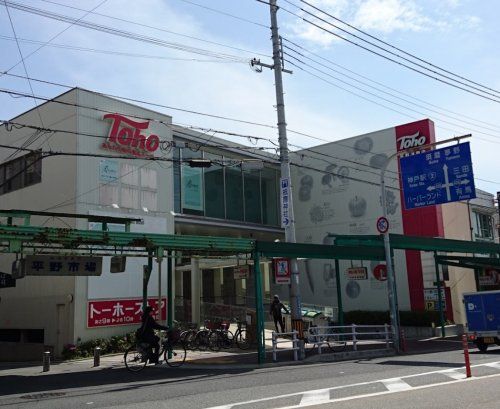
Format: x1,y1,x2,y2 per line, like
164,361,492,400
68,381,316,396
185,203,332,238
101,113,160,157
87,297,166,328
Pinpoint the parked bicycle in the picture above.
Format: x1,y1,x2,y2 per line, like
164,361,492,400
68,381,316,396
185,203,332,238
124,329,187,372
305,323,347,355
232,318,250,350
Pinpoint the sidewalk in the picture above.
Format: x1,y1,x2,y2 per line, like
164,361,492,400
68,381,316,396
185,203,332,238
0,334,470,377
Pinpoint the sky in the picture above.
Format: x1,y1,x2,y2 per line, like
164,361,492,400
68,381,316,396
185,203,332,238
1,0,499,194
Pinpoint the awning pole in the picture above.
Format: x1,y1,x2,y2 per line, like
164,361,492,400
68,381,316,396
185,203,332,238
434,251,446,338
253,251,265,364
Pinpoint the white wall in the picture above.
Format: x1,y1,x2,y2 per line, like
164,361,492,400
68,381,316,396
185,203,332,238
286,126,412,311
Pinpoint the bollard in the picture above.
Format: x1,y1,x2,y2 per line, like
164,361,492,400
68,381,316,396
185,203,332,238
42,351,50,372
462,334,472,378
400,328,407,353
273,332,277,362
94,347,101,367
384,324,390,350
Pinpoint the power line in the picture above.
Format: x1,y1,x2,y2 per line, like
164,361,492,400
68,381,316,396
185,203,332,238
1,0,108,78
3,2,45,128
282,38,500,134
278,1,500,104
297,0,500,97
33,0,271,59
173,0,268,28
0,35,241,63
283,52,500,142
0,0,249,63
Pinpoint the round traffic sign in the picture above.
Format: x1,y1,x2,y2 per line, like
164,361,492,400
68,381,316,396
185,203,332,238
373,264,388,281
376,216,389,234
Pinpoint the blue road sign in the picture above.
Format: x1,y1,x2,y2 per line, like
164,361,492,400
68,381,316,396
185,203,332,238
400,142,476,210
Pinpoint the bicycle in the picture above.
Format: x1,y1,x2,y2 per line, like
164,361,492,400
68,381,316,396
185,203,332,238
306,324,347,355
232,318,250,350
193,320,220,352
124,329,187,372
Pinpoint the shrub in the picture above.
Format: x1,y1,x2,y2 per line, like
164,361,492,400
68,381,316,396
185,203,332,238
61,332,135,360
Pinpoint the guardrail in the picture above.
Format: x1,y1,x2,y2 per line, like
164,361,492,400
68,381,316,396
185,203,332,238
271,330,299,362
307,324,392,353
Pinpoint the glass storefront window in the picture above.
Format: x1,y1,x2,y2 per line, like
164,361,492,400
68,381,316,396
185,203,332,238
225,166,244,221
244,169,262,224
181,148,203,215
261,168,279,225
172,136,280,226
204,153,225,219
173,147,181,213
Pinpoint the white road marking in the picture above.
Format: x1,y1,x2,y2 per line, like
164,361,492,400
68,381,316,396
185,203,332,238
382,378,412,392
300,389,330,405
204,361,500,409
442,370,466,380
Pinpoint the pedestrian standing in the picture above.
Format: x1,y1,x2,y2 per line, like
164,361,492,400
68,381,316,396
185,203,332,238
270,295,289,333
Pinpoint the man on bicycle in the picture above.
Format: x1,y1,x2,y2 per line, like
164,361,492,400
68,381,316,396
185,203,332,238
136,306,169,364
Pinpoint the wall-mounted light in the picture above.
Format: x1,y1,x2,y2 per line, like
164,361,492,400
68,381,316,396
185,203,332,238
112,203,120,209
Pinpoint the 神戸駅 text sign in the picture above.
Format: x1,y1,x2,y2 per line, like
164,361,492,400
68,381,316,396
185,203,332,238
400,142,476,209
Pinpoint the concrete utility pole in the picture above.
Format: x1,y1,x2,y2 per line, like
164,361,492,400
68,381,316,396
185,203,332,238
268,0,302,328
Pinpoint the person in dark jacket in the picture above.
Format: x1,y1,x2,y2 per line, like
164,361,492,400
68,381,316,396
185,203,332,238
269,295,289,333
137,306,169,364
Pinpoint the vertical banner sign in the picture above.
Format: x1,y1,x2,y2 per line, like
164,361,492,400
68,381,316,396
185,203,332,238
274,258,291,284
280,177,290,228
182,167,204,211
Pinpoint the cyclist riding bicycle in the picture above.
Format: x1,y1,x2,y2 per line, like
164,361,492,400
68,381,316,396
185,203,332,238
136,306,169,364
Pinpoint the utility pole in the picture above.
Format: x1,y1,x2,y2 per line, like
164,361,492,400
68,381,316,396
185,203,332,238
267,0,303,332
496,192,500,243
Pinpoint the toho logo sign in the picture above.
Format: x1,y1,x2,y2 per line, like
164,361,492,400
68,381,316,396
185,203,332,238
397,132,427,151
101,113,160,157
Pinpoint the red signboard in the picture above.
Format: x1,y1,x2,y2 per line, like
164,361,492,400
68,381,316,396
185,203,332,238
274,258,291,284
101,113,160,157
87,297,166,328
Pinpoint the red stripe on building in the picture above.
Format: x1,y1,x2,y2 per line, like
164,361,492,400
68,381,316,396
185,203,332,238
395,119,445,311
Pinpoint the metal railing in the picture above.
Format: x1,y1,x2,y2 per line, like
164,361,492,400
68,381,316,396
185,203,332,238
271,330,299,362
306,324,392,353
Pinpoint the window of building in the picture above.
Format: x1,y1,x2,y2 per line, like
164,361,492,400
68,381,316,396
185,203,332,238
244,169,262,223
475,212,493,239
225,166,244,221
204,153,225,219
98,161,157,210
172,136,280,226
0,151,42,195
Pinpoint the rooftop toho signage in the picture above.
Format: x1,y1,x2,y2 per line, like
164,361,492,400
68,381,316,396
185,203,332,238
101,113,160,157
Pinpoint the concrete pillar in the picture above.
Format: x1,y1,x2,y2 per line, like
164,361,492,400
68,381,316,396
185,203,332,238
214,267,223,303
191,258,201,325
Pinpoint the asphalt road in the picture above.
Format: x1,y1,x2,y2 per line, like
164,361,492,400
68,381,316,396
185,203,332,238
1,346,499,409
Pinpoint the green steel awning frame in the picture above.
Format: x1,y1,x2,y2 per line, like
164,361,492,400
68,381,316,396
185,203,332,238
255,241,386,260
435,255,500,269
332,233,500,255
0,224,255,255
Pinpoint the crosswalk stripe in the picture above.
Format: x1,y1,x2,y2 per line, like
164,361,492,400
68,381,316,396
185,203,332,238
382,378,412,392
442,370,466,380
300,389,330,405
485,362,500,370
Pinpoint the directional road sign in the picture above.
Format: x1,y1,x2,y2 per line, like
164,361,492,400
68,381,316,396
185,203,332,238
400,142,476,210
280,177,291,228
